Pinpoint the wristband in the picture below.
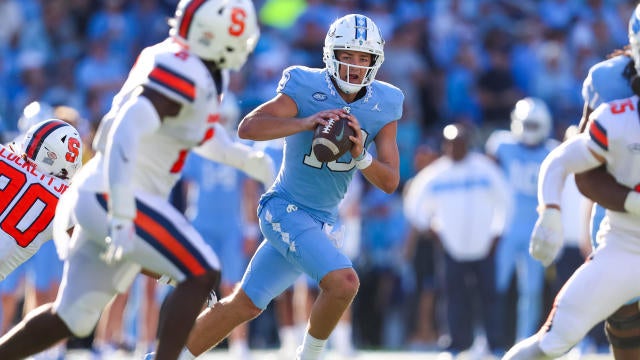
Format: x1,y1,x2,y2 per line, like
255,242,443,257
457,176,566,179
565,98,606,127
354,149,366,162
356,149,373,170
624,191,640,216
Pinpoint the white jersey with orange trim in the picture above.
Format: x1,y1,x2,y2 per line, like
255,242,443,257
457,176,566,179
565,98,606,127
586,96,640,236
0,144,69,280
530,96,640,357
86,37,225,198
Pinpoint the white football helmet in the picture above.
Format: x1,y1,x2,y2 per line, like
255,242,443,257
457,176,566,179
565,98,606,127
21,119,83,180
510,97,552,146
323,14,385,94
18,101,53,133
170,0,260,70
629,4,640,74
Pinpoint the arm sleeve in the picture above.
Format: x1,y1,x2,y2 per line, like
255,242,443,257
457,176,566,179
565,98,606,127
193,123,276,187
105,96,161,219
538,135,603,207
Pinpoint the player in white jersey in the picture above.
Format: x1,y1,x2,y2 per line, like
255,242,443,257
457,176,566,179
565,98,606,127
548,5,640,360
0,1,272,360
503,95,640,359
0,119,82,280
162,14,403,360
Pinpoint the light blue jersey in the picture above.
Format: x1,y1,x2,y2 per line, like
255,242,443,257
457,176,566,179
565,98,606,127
488,130,558,340
582,55,633,111
181,152,247,283
243,66,404,309
260,66,403,224
582,55,634,245
494,137,558,242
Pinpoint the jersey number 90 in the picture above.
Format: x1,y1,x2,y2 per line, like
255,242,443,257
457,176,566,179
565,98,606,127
0,162,57,247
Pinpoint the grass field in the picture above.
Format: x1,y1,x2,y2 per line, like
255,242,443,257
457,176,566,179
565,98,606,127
57,348,613,360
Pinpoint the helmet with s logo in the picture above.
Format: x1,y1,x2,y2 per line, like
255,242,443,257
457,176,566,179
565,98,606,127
21,119,83,180
170,0,260,70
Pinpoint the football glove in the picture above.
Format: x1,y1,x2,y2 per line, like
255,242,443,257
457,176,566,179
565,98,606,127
529,207,563,267
103,216,135,265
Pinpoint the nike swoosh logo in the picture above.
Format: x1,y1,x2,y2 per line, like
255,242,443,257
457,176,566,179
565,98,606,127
335,124,345,142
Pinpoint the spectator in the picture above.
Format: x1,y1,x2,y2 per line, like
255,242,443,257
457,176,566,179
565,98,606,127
404,123,512,358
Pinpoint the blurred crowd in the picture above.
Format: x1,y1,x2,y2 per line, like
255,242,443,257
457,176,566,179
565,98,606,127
0,0,633,358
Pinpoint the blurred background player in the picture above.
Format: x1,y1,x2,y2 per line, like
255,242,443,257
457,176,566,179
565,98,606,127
0,117,83,332
0,0,270,359
0,103,83,360
178,93,270,360
484,97,559,345
0,101,56,337
402,144,441,351
404,123,512,358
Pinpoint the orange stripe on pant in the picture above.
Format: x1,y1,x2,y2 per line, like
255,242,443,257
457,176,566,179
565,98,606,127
135,210,206,276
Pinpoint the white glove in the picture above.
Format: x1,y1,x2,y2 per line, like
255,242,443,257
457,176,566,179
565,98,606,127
103,217,135,265
529,207,563,267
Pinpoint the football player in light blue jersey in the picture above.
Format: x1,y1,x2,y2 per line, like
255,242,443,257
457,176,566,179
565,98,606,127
181,153,257,359
485,97,558,342
177,14,403,360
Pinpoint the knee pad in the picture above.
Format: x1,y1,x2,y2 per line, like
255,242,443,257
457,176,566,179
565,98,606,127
55,292,113,337
605,303,640,349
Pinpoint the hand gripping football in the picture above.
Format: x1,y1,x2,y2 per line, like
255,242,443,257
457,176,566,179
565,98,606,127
312,117,355,162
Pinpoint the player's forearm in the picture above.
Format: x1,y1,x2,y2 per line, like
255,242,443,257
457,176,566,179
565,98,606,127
574,166,629,212
539,136,602,207
238,112,309,141
195,124,276,187
360,159,399,194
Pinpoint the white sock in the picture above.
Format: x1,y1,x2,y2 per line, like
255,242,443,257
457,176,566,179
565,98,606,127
297,332,327,360
177,347,197,360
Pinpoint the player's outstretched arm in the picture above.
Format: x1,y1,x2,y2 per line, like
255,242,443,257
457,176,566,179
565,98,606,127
193,123,276,187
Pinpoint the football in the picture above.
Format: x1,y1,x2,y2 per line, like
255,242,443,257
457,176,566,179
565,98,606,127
312,117,355,162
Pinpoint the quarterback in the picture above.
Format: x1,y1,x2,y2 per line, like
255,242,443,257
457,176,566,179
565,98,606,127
164,13,404,360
